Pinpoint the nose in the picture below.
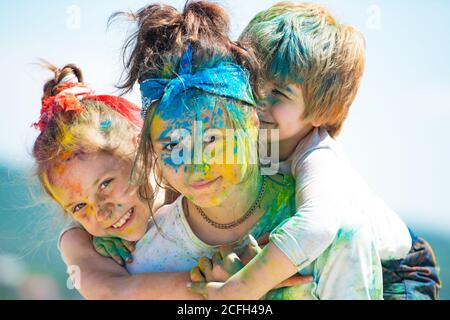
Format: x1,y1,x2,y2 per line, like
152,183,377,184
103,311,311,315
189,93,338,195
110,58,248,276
96,202,114,222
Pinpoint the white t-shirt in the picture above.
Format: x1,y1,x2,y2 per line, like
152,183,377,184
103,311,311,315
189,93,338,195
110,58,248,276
269,127,412,271
127,196,219,273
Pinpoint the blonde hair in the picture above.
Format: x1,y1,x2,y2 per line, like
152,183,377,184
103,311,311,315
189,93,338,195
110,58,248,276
32,63,143,208
240,2,366,136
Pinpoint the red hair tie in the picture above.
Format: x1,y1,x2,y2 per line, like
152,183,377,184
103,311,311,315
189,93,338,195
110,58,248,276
33,82,143,132
86,95,143,127
33,82,93,132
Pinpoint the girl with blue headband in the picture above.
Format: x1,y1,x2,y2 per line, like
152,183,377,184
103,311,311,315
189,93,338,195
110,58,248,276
60,0,308,299
60,0,384,299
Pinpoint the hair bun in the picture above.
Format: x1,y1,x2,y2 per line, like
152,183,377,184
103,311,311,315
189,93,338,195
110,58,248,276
182,0,230,40
40,61,84,97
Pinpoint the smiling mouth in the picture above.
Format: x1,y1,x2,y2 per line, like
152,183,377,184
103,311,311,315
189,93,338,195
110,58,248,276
110,207,135,230
190,177,222,190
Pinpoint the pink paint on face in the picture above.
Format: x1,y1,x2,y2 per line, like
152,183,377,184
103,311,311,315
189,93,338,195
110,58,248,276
49,152,151,241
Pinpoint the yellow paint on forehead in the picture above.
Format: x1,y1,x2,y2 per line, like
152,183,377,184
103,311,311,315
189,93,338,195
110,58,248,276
43,162,86,214
52,161,67,177
42,172,66,209
151,114,164,132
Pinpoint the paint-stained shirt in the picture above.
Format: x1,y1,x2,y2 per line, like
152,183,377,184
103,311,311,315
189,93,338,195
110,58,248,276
126,173,384,299
269,127,412,275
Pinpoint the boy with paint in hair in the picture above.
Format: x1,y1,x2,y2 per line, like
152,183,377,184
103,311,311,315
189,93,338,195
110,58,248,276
190,2,440,299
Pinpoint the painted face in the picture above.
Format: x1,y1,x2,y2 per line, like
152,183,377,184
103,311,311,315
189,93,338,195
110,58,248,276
47,152,150,241
150,91,258,208
258,80,313,141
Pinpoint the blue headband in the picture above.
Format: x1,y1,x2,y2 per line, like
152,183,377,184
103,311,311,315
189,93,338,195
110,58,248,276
139,44,256,119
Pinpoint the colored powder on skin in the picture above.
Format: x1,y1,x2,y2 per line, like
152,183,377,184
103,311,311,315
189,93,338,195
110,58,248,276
59,150,74,162
52,161,67,176
42,172,66,209
244,173,296,239
85,204,95,218
154,94,238,173
152,92,259,207
193,104,203,165
226,172,306,299
65,181,82,196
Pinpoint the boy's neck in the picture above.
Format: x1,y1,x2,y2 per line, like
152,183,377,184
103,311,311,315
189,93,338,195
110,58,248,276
278,126,314,161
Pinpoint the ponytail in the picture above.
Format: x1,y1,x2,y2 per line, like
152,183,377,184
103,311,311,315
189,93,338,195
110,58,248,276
113,0,260,94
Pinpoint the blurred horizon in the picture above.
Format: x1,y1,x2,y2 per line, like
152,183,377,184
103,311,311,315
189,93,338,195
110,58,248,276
1,0,449,299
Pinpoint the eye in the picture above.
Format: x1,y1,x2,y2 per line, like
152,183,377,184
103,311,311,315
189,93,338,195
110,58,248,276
99,178,114,191
72,203,86,214
271,88,289,99
163,142,179,152
205,135,216,144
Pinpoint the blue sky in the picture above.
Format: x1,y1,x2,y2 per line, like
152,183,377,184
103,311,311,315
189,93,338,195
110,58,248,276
1,0,449,232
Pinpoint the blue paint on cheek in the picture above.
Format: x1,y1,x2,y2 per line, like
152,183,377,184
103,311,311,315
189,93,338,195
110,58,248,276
160,150,190,174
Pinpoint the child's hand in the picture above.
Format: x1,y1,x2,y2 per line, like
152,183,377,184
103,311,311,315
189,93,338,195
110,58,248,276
190,234,267,283
190,247,243,283
188,234,312,299
92,236,135,266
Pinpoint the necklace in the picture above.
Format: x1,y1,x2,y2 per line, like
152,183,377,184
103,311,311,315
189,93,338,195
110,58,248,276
194,176,267,229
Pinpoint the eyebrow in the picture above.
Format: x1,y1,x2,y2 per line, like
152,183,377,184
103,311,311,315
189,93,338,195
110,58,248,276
93,177,101,188
64,202,75,210
157,136,173,143
64,179,106,211
92,170,112,188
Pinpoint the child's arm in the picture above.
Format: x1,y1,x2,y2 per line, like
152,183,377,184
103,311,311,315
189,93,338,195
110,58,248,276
269,149,344,272
189,236,312,299
190,242,303,299
190,150,350,299
60,228,202,300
